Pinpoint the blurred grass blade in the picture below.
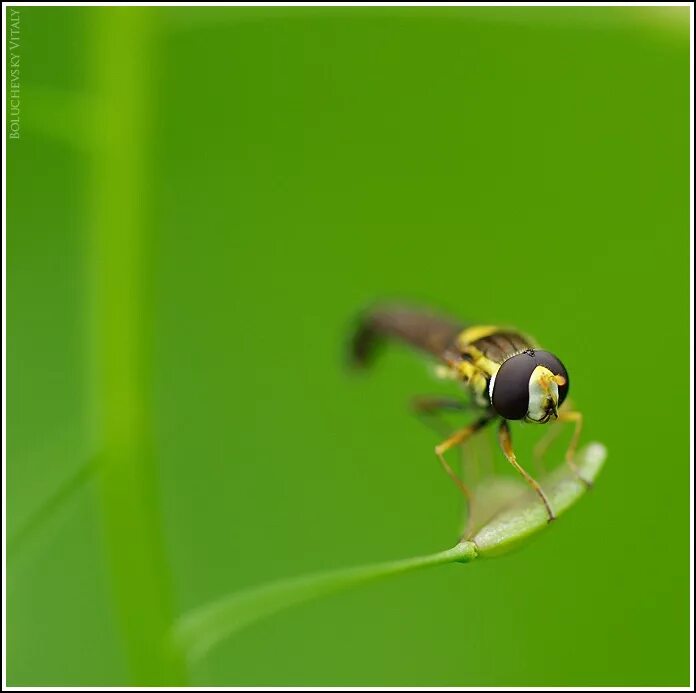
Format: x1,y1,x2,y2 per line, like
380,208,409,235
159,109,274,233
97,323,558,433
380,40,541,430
8,458,99,558
86,11,187,684
173,443,605,664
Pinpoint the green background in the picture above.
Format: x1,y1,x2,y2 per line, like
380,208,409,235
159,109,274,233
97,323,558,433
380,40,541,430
7,5,691,687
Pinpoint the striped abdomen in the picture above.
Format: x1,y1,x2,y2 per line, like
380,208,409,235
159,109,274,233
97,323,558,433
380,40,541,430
459,327,535,366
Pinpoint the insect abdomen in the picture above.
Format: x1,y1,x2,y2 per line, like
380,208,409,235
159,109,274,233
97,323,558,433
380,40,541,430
466,330,534,365
349,305,464,367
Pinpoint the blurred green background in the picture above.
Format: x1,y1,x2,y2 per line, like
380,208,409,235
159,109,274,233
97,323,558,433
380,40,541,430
7,5,690,687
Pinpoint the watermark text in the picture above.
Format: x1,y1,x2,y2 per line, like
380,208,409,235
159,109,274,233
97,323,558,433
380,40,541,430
8,8,21,139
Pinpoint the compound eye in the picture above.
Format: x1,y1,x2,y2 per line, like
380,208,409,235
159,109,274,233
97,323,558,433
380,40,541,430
490,351,538,419
533,350,570,406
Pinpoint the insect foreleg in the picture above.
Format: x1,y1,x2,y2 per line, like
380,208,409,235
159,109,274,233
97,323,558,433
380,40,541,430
498,420,556,522
434,413,496,506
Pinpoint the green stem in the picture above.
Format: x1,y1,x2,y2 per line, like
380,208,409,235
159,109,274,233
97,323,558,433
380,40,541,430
174,542,478,664
88,10,187,685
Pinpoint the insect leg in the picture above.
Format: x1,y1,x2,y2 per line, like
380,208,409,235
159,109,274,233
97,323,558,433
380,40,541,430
434,413,496,505
556,409,590,487
498,420,556,522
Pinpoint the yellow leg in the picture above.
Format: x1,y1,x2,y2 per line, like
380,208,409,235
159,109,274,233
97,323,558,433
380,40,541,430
434,414,495,506
498,420,555,522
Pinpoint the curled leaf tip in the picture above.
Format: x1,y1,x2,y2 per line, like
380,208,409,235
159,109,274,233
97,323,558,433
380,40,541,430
470,442,607,557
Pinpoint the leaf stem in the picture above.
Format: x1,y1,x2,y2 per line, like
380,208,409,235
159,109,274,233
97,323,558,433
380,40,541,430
174,542,478,664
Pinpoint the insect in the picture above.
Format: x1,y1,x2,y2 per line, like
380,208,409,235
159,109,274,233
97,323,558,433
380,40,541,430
349,304,586,522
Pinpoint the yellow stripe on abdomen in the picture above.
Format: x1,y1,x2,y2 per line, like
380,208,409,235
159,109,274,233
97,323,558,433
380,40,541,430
456,325,501,348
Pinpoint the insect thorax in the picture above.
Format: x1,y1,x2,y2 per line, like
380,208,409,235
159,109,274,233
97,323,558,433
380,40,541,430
452,326,538,408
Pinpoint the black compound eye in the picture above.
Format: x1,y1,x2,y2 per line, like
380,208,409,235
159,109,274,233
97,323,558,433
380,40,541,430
490,351,538,419
533,350,570,406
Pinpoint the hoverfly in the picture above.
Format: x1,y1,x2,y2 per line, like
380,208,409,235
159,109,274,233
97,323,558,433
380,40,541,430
350,304,586,522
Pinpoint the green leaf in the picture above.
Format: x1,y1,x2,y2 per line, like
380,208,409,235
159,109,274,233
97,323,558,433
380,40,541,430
172,442,606,664
471,442,606,557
